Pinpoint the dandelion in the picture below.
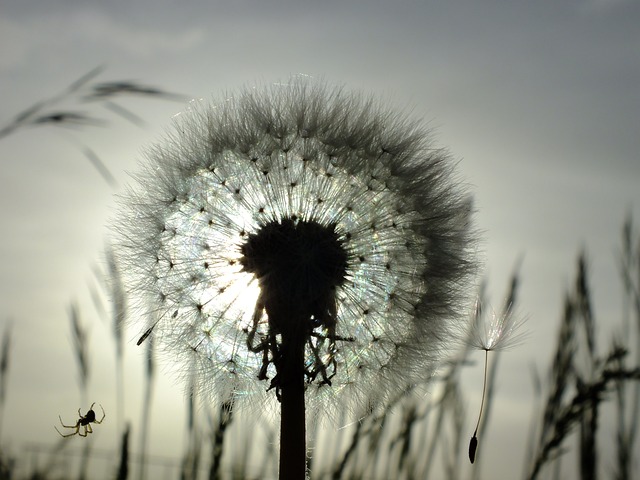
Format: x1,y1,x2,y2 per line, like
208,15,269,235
115,80,476,478
468,298,527,464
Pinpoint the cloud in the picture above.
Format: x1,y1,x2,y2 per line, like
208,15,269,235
581,0,634,12
0,18,34,70
65,8,207,57
0,5,207,72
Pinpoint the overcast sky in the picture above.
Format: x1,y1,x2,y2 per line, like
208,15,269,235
1,1,639,478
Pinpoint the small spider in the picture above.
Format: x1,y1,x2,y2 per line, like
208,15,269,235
55,403,105,438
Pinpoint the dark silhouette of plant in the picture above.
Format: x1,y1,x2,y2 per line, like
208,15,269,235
526,239,640,480
115,80,476,479
0,66,188,186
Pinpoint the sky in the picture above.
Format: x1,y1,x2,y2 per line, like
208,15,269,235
1,0,639,478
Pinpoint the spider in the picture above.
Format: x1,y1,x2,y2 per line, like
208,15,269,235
55,403,105,438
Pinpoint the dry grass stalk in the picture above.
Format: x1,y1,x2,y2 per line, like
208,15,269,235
0,323,12,443
0,66,187,186
526,246,640,480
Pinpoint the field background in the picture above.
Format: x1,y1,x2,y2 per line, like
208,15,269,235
1,1,639,478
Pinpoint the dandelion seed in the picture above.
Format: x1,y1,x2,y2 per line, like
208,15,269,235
468,299,527,464
469,300,527,353
115,80,476,478
469,433,478,463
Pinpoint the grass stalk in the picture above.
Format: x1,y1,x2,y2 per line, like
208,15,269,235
116,424,131,480
69,303,91,480
207,400,233,480
0,323,12,444
137,336,155,480
106,246,127,436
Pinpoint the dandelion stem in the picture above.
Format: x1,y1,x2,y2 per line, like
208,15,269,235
470,349,489,463
278,325,307,480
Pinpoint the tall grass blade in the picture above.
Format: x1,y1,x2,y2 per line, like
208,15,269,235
0,322,12,443
117,424,131,480
106,246,128,436
207,399,233,480
137,335,155,480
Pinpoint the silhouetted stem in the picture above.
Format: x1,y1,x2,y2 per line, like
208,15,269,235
279,333,307,480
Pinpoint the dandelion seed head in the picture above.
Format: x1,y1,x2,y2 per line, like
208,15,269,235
116,80,476,415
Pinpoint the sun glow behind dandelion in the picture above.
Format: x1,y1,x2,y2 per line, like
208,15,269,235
148,132,426,400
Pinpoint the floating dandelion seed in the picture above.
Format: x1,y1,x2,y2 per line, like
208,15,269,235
115,80,476,478
468,299,527,464
469,299,527,353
